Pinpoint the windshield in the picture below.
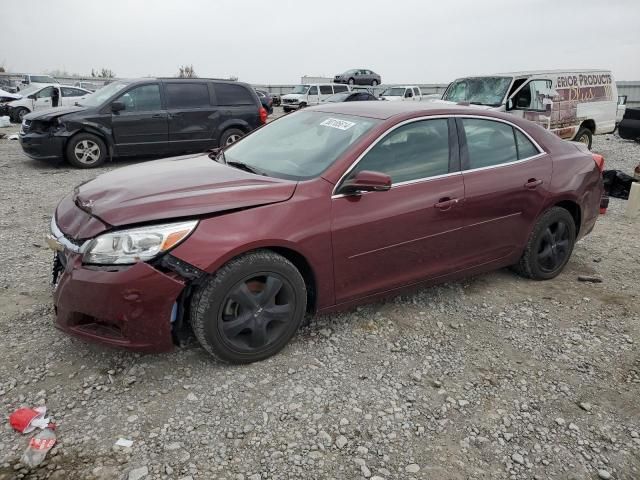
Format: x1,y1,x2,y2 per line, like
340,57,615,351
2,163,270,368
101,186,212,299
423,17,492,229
79,81,130,107
382,87,405,96
223,111,381,180
291,85,310,94
324,92,350,102
443,76,512,107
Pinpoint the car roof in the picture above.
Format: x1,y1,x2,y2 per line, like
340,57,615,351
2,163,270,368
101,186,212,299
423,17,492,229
310,101,505,120
468,69,611,77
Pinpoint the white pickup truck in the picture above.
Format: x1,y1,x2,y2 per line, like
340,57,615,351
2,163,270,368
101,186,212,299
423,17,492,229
380,86,423,101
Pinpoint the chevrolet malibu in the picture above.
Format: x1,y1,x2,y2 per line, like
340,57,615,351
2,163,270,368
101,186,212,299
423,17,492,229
48,102,605,363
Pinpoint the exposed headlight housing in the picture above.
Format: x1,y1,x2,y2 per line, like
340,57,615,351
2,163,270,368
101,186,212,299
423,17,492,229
82,220,198,265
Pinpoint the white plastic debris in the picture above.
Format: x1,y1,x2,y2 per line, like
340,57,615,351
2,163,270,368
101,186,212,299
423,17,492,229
0,116,10,128
8,134,18,140
115,438,134,448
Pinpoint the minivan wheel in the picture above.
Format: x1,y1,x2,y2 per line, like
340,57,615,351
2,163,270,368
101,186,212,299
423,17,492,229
348,78,355,85
372,80,378,86
191,250,307,363
574,127,593,149
514,207,576,280
65,133,107,168
220,128,245,147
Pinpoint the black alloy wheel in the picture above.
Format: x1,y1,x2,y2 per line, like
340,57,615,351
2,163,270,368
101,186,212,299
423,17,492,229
536,220,571,273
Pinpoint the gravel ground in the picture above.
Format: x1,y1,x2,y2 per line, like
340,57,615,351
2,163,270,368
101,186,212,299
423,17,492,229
0,121,639,480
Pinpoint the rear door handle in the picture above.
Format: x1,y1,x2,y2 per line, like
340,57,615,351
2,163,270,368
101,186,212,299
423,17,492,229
434,197,458,211
524,179,543,189
152,113,166,118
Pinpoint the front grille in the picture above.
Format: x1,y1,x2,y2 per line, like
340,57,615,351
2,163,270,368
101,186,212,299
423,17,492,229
283,98,297,104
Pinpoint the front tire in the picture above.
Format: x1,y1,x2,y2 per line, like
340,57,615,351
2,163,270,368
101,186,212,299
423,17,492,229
348,78,355,85
514,207,576,280
574,127,593,149
190,250,307,363
65,133,107,168
372,79,378,86
15,107,29,122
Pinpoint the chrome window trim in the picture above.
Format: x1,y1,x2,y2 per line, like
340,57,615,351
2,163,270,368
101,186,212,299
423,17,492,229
331,113,546,199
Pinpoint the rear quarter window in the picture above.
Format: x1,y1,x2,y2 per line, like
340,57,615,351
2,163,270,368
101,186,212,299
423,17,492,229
215,84,256,106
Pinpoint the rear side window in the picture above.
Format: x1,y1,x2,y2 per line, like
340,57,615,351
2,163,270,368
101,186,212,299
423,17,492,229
462,118,518,169
351,119,450,183
515,129,540,159
334,85,348,93
61,87,87,97
320,85,333,95
166,83,210,109
215,84,255,106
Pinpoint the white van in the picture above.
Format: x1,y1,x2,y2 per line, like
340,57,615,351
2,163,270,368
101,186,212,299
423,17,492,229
380,86,423,102
441,70,619,148
281,84,351,112
20,74,58,90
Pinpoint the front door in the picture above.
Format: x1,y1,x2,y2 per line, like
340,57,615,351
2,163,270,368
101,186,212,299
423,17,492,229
507,79,554,130
456,117,552,266
165,81,217,153
111,83,168,156
33,86,57,111
331,118,466,304
307,86,319,105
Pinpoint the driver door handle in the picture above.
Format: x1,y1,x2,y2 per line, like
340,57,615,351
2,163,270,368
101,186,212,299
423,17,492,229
434,197,459,211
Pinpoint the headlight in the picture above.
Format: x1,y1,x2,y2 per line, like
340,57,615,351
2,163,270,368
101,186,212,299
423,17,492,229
82,220,198,265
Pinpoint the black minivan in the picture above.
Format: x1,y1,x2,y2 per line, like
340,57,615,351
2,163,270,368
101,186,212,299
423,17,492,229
19,78,266,168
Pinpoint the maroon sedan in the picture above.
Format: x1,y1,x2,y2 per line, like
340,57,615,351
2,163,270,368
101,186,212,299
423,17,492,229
48,102,605,363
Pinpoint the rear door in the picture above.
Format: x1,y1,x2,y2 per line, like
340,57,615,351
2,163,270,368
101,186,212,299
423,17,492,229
212,83,260,144
165,81,216,153
61,87,89,106
456,117,552,266
111,82,169,156
331,117,466,303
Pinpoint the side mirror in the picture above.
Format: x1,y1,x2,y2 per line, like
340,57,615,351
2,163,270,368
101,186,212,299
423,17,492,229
28,94,36,100
111,101,125,112
506,98,514,110
339,170,391,195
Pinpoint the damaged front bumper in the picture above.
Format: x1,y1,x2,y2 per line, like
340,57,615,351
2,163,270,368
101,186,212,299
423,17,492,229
49,219,203,353
19,129,66,161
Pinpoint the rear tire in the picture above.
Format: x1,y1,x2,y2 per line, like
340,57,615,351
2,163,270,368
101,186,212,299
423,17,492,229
190,250,307,363
574,127,593,149
513,207,576,280
65,133,107,168
348,78,355,85
372,80,378,86
220,128,245,147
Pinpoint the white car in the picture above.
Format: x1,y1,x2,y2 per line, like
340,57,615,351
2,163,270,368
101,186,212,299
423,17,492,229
281,84,351,112
8,84,91,122
380,86,423,101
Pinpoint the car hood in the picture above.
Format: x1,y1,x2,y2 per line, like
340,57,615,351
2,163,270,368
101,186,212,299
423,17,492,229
282,93,303,100
381,96,403,101
0,89,21,100
24,106,88,121
61,154,297,235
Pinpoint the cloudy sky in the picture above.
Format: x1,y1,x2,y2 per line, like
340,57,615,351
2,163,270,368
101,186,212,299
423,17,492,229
2,0,639,83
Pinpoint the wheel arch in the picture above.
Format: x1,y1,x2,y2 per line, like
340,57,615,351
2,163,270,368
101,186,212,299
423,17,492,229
579,119,596,133
553,199,582,236
64,126,114,159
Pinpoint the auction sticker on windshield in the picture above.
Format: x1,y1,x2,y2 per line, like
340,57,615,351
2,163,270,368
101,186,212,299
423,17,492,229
320,118,356,130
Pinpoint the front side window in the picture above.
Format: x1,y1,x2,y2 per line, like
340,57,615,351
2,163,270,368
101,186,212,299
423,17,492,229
320,85,333,95
512,79,552,111
462,118,518,169
308,86,318,95
348,119,450,184
36,87,54,98
215,84,254,106
166,83,210,109
223,111,380,180
116,84,162,112
79,80,130,108
443,76,512,107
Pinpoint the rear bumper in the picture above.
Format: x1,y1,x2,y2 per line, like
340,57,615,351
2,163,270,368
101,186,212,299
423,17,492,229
19,132,65,161
54,253,185,353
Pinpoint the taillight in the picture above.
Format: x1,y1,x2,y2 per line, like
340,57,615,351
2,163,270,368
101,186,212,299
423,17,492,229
592,153,605,173
259,107,267,125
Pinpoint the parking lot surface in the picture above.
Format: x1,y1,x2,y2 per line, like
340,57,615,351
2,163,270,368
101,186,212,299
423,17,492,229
0,122,639,479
